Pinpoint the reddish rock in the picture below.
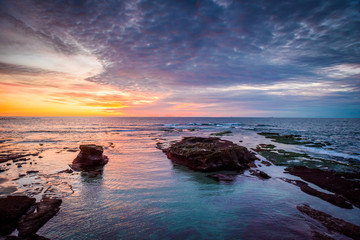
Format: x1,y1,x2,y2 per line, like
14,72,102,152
70,144,109,171
285,166,360,207
297,204,360,240
164,137,257,172
18,198,62,238
0,196,36,236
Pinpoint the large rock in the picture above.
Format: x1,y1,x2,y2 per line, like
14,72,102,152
70,144,109,171
18,198,62,238
164,137,257,172
0,196,36,236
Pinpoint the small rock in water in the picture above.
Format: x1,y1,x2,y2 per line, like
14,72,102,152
70,144,109,172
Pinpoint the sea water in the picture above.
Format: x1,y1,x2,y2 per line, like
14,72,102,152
0,117,359,239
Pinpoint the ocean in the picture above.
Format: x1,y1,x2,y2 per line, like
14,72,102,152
0,117,359,239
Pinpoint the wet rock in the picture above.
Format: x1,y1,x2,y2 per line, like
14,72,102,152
0,196,36,236
18,198,62,238
285,166,360,207
207,174,236,182
260,160,271,166
164,137,257,172
0,152,39,164
282,178,352,209
58,169,73,174
297,204,360,240
66,149,78,152
249,170,271,179
70,144,109,171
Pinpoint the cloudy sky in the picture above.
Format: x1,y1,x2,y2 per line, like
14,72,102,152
0,0,359,117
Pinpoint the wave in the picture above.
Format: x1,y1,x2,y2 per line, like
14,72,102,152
299,146,360,161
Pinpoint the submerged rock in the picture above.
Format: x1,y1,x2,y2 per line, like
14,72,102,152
0,196,36,236
297,204,360,240
18,198,62,238
70,144,109,171
207,174,237,182
164,137,257,172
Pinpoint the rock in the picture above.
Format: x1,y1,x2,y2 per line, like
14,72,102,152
70,144,109,171
285,166,360,207
0,152,39,164
207,174,236,182
297,204,360,240
253,144,276,152
282,178,352,209
164,137,257,172
58,169,73,174
261,160,271,166
0,196,36,236
66,149,78,152
249,170,271,179
18,198,62,238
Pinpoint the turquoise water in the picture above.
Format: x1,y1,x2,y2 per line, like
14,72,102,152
0,117,359,239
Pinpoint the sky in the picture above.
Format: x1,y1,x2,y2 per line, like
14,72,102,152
0,0,359,117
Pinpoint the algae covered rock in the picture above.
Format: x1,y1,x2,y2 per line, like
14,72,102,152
164,137,257,172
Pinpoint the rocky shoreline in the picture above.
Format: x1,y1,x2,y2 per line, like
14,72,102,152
0,144,109,239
